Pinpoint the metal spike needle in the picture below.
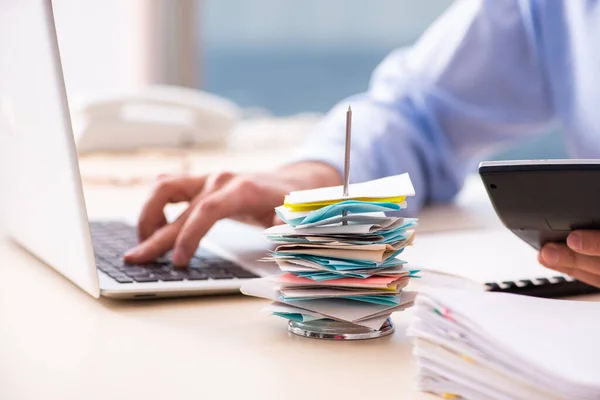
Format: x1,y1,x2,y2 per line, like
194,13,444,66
343,105,352,197
342,105,352,225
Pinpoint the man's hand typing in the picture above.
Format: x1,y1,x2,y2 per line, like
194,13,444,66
123,162,341,267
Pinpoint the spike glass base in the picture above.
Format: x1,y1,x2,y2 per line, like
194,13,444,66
287,318,394,340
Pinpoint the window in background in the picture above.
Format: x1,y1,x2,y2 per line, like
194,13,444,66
199,0,452,116
197,0,567,160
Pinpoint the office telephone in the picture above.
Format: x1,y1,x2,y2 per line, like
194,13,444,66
72,85,241,153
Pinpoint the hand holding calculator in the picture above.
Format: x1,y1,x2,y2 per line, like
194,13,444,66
480,160,600,291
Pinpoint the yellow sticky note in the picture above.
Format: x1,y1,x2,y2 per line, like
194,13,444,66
461,354,475,363
283,196,406,212
442,394,460,399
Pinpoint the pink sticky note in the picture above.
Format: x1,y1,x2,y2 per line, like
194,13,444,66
274,272,406,289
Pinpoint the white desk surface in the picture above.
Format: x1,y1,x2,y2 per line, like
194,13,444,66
1,153,597,400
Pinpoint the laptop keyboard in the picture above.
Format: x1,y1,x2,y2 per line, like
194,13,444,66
89,221,259,284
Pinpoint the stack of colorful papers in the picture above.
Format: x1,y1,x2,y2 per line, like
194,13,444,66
408,288,600,399
241,174,420,331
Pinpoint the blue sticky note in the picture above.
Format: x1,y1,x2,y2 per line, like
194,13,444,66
342,295,401,306
272,312,330,322
276,200,402,226
300,201,402,225
271,252,408,270
280,295,401,306
294,271,371,281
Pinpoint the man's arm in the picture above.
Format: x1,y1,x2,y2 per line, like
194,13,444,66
126,0,562,268
291,0,556,213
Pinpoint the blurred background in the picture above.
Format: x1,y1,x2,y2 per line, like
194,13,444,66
52,0,567,162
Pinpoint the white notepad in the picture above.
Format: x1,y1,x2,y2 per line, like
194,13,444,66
409,288,600,399
403,229,572,292
286,173,415,205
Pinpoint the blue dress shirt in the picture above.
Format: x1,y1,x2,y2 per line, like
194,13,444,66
292,0,600,214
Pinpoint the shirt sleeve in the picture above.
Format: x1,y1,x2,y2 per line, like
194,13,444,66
289,0,556,213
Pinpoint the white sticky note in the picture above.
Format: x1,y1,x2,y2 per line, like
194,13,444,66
286,173,415,205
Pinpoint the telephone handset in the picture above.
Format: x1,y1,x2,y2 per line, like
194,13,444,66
71,85,240,153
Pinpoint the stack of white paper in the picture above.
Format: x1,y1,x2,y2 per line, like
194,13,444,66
241,174,420,330
408,288,600,399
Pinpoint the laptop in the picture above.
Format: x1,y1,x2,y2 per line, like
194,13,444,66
0,0,277,299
